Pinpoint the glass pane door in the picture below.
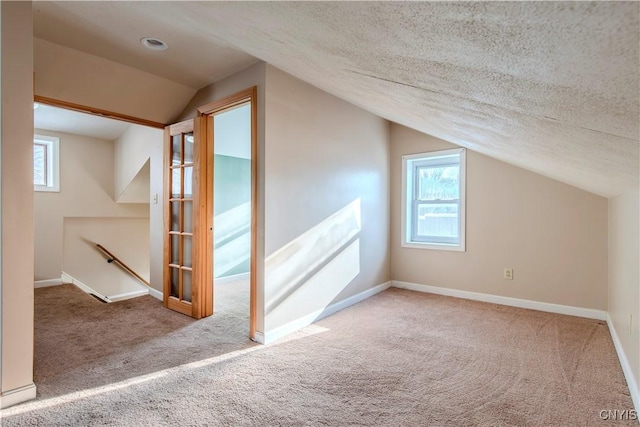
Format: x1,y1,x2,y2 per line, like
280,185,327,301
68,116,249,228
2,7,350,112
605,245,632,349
169,131,194,304
164,119,211,319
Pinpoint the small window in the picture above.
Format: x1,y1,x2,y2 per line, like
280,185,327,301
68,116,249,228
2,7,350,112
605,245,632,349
402,148,466,251
34,135,60,192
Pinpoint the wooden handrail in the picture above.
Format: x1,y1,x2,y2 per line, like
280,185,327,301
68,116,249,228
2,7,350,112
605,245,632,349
96,244,151,288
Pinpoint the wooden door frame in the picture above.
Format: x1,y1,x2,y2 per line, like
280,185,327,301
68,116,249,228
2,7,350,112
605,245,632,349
34,95,165,128
197,86,258,339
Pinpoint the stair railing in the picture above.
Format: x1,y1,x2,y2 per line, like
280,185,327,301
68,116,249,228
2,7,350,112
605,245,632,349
95,244,151,288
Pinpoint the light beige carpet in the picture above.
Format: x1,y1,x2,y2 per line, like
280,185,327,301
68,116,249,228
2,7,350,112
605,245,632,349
1,285,635,426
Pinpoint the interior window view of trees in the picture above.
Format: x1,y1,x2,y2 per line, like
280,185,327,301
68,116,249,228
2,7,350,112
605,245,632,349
415,164,461,241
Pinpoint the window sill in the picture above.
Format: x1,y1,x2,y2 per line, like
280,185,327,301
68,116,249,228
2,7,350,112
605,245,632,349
401,241,465,252
34,186,60,193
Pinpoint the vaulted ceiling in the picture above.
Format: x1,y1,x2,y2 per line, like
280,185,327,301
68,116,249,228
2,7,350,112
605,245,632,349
33,1,639,197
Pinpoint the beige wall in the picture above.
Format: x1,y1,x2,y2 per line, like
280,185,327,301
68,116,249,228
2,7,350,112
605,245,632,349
178,63,266,121
34,130,148,282
263,65,390,332
1,0,35,404
34,38,196,124
114,125,161,202
63,217,150,298
148,127,165,295
608,190,639,398
390,124,608,310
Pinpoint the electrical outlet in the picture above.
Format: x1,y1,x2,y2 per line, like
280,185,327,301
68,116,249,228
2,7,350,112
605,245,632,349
504,268,513,280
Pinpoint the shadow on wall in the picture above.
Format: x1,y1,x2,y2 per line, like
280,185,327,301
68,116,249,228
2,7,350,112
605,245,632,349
265,199,362,330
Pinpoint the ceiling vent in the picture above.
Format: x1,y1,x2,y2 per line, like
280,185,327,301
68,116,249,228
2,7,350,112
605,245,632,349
140,37,168,51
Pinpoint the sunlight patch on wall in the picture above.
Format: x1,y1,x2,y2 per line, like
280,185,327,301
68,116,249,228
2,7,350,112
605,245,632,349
266,238,360,330
265,198,362,330
214,201,251,278
214,201,250,246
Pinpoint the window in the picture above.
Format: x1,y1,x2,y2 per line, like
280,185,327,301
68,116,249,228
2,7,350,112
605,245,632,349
402,148,466,251
33,135,60,192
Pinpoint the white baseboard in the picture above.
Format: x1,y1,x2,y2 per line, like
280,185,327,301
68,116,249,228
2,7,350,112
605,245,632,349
108,289,149,302
148,287,163,301
215,272,250,285
61,271,112,303
61,272,74,286
252,331,265,344
263,281,392,344
0,383,36,409
391,281,607,321
606,314,639,413
34,278,64,288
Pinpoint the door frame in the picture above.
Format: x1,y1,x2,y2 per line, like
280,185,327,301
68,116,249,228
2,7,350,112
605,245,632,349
197,86,258,339
34,95,165,129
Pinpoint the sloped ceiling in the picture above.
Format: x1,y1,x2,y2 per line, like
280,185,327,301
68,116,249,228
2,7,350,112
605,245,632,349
34,2,639,197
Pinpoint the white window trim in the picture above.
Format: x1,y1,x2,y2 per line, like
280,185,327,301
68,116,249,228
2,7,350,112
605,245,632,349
34,135,60,192
401,148,466,252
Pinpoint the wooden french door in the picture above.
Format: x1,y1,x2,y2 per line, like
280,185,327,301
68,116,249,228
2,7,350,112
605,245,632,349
163,118,213,318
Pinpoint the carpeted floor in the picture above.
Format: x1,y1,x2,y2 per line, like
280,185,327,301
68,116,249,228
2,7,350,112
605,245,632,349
32,280,255,399
1,285,635,426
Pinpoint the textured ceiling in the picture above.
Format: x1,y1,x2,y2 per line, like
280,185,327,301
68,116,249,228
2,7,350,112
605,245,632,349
34,2,639,197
